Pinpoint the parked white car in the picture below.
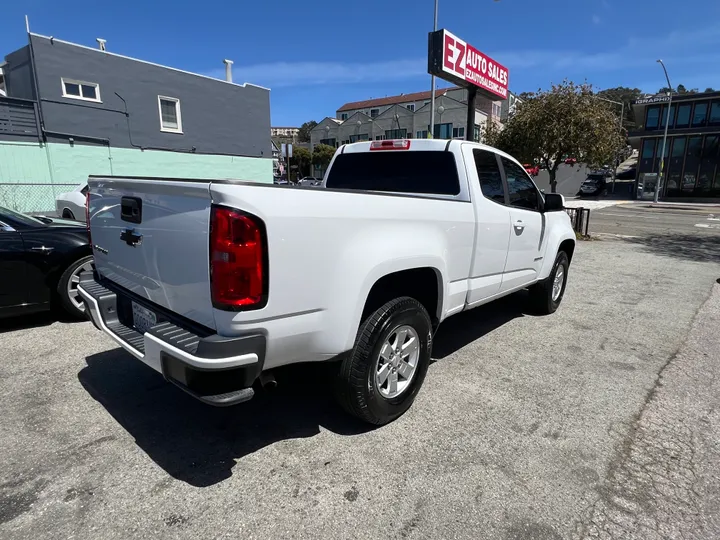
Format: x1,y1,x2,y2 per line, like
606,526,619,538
55,183,88,220
78,139,576,425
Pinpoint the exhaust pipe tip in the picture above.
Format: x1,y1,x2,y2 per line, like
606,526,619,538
259,371,277,390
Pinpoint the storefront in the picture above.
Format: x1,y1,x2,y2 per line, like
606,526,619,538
629,91,720,200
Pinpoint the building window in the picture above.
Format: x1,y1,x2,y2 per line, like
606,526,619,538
385,129,407,139
646,106,660,130
61,78,101,102
417,130,428,139
375,135,385,140
432,123,452,139
320,138,336,146
474,124,481,142
659,104,675,128
692,102,708,127
158,96,182,133
452,127,465,139
406,104,415,112
349,134,369,143
370,109,379,118
340,113,348,121
709,101,720,126
675,104,691,128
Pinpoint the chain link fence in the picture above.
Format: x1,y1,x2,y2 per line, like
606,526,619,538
0,183,79,215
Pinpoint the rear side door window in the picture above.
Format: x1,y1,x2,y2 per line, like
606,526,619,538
500,157,541,211
473,149,506,204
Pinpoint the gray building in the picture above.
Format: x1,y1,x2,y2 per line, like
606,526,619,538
0,33,272,211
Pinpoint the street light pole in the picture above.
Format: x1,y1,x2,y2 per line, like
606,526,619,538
655,59,672,203
428,0,439,139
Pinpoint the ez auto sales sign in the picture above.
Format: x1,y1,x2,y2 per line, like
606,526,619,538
428,29,509,100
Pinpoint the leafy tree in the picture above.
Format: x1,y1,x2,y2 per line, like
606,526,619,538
297,120,318,142
596,86,642,131
705,87,716,93
312,144,336,170
484,80,626,193
292,146,312,177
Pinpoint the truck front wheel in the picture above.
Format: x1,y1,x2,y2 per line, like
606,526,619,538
336,297,432,425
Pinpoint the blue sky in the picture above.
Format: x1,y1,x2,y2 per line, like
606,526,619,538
3,0,720,126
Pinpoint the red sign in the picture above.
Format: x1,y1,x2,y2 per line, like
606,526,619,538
430,29,509,100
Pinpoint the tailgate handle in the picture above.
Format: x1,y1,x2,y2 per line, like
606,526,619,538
121,196,142,224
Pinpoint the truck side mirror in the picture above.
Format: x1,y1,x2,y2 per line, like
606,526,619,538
543,193,564,212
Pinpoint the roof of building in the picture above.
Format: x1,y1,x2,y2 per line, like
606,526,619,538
337,87,461,112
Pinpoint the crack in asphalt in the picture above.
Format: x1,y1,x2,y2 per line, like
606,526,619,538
575,284,718,540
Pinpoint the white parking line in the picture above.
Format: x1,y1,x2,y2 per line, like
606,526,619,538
595,212,660,219
594,232,642,239
695,223,720,229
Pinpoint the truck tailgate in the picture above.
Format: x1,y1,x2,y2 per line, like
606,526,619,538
88,177,216,330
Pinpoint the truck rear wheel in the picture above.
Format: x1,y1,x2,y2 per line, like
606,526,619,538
335,297,432,425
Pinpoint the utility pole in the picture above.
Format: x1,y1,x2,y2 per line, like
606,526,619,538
655,59,672,204
428,0,439,138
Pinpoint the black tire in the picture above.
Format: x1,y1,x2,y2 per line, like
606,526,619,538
528,251,569,315
57,255,94,319
335,297,432,425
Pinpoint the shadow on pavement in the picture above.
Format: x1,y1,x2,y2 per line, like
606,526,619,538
0,311,85,334
78,353,371,487
432,291,528,359
623,233,720,263
79,291,530,487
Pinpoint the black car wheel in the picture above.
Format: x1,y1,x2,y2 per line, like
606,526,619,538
57,255,94,319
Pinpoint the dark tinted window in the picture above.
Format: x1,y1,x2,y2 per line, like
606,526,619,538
710,101,720,125
646,106,660,129
675,104,691,127
326,151,460,195
473,149,505,203
501,157,540,211
692,102,708,127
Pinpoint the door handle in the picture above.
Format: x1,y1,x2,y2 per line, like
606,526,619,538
514,220,525,231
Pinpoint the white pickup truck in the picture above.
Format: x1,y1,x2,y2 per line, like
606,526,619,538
78,139,576,425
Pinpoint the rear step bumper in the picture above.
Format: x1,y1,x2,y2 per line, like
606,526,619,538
77,273,265,407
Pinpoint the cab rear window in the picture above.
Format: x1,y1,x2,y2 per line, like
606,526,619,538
325,151,460,195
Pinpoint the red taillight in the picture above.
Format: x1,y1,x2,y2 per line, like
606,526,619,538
85,191,91,243
210,205,267,310
370,139,411,151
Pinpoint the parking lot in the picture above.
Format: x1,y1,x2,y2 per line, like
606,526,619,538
2,235,720,539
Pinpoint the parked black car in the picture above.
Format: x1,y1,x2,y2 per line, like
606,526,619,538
0,206,92,319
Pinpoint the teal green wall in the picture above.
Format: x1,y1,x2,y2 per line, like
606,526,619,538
0,141,273,212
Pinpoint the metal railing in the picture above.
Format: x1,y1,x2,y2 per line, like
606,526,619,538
565,207,590,236
0,183,79,214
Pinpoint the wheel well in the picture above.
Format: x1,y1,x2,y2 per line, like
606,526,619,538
46,246,93,292
61,208,75,219
362,268,441,328
559,239,575,263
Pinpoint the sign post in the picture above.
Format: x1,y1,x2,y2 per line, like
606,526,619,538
428,29,509,141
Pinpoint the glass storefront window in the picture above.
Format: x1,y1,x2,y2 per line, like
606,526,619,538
671,137,686,157
682,136,703,194
697,136,719,194
675,104,691,127
692,102,708,127
659,104,675,128
641,138,656,159
709,101,720,126
665,137,686,196
646,106,660,129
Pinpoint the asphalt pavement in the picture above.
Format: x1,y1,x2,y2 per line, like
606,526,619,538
589,203,720,248
2,230,720,538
